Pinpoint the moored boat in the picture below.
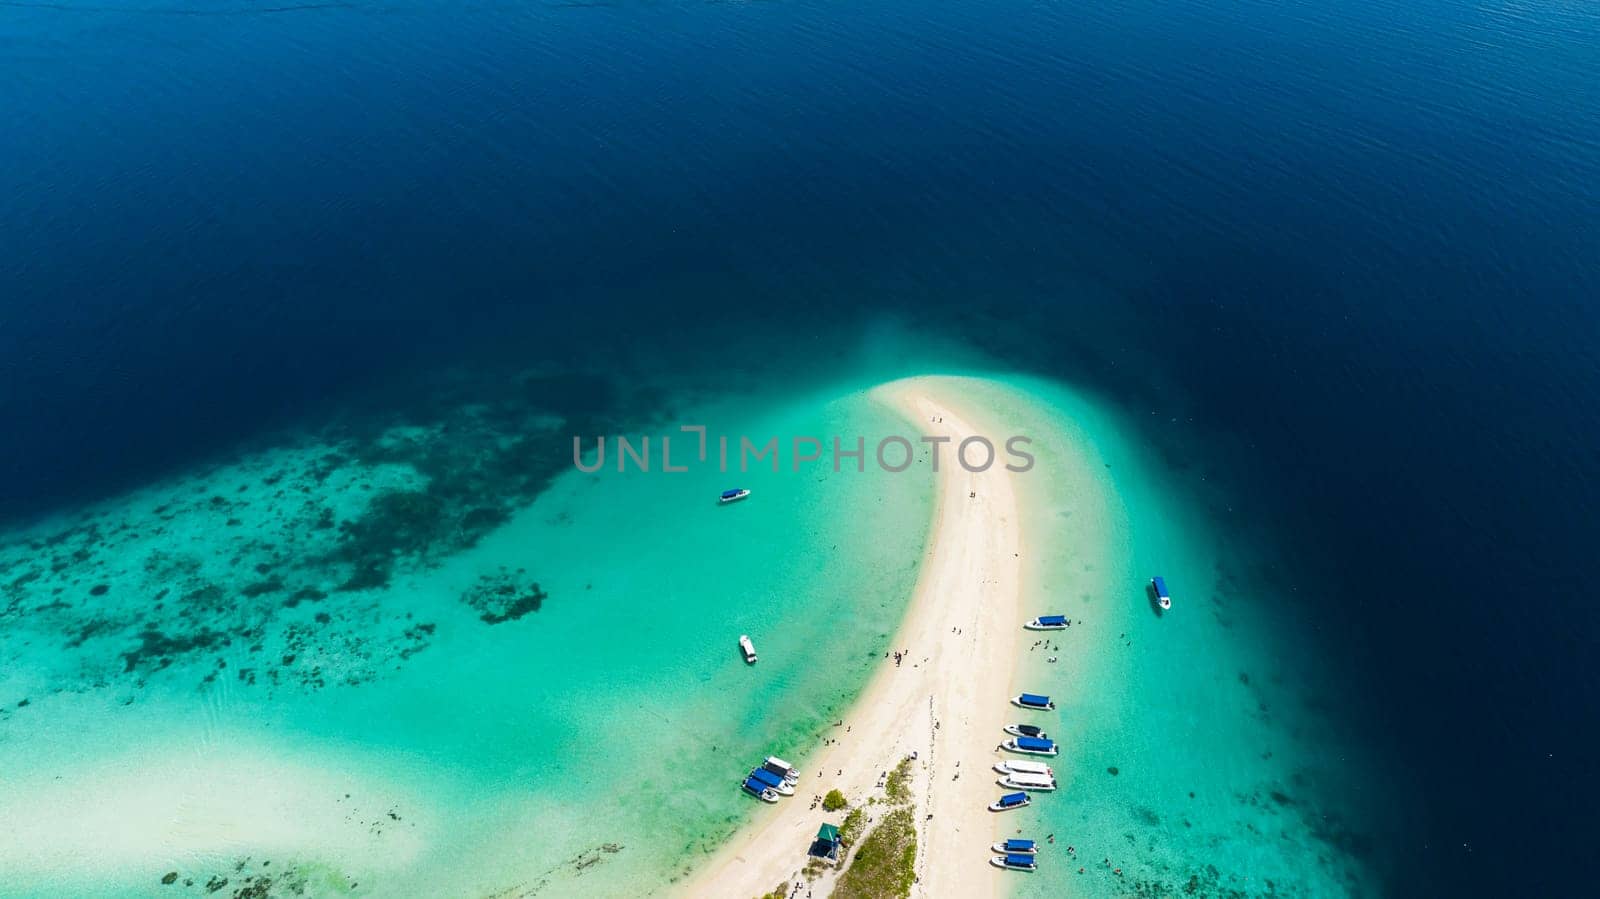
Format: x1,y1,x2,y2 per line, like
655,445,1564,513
990,853,1038,871
1002,736,1059,756
1152,576,1171,610
762,756,800,783
742,776,780,802
748,766,795,796
1024,614,1069,630
991,838,1037,854
1003,723,1048,739
993,759,1054,777
987,791,1031,812
720,488,751,504
739,634,757,664
1011,693,1055,711
999,771,1058,791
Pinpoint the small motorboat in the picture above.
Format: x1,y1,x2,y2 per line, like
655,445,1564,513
1024,614,1069,630
988,791,1031,812
1002,737,1059,756
993,759,1054,777
762,756,800,784
748,766,795,796
720,488,752,504
1152,576,1171,610
739,635,757,664
998,772,1058,792
991,838,1037,855
1011,693,1055,711
990,853,1038,871
742,776,780,802
1003,723,1048,739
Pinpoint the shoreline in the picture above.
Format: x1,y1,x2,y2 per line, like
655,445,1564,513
674,376,1025,898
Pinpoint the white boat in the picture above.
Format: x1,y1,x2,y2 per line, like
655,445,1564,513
992,839,1037,855
739,635,757,664
1152,576,1171,610
720,488,751,504
763,756,800,784
1003,723,1049,740
1002,737,1059,756
1011,693,1055,711
742,776,779,802
998,772,1058,792
987,791,1031,812
990,854,1038,871
993,759,1054,777
1024,615,1069,630
748,767,795,796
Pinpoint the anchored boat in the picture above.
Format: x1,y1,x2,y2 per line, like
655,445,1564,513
991,839,1037,855
990,853,1038,871
720,488,751,504
739,635,757,664
993,759,1054,777
988,791,1031,812
762,756,800,784
1024,614,1069,630
742,776,780,802
1002,736,1059,756
1003,723,1049,740
1011,693,1055,711
1152,576,1171,610
998,771,1058,792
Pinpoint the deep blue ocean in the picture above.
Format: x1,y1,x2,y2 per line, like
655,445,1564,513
3,0,1597,894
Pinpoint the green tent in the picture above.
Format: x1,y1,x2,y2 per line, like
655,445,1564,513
817,824,841,843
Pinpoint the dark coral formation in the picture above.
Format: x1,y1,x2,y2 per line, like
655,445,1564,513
462,568,547,625
0,362,638,705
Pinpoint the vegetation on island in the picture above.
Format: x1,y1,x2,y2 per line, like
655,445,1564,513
830,756,918,899
822,789,848,812
753,883,789,899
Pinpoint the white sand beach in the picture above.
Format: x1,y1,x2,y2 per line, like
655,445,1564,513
678,377,1025,898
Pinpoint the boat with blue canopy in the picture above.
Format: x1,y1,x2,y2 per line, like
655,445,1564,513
748,766,795,796
987,791,1031,812
1004,723,1048,739
990,853,1039,871
991,839,1037,854
1003,736,1059,756
1024,614,1069,630
1011,693,1055,711
720,488,751,504
742,776,779,802
1152,576,1171,610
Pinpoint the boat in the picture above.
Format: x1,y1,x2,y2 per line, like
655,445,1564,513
748,766,795,796
742,776,780,802
1011,693,1055,711
1152,576,1171,610
720,488,751,504
991,839,1037,855
1002,736,1059,756
987,791,1031,812
762,756,800,783
998,771,1058,791
990,853,1038,871
739,635,757,664
993,759,1054,777
1003,723,1048,739
1024,614,1069,630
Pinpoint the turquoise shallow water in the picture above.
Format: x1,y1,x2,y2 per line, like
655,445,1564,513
949,376,1394,897
1,348,1387,897
0,374,935,896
